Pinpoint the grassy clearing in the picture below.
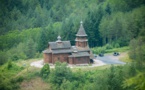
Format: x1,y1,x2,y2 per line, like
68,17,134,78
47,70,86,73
119,52,132,63
105,46,129,53
92,46,130,54
15,58,42,67
20,77,51,90
14,63,48,90
72,65,110,71
72,64,122,72
0,59,43,89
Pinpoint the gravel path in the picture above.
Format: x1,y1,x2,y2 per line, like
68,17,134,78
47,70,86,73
30,59,106,68
97,54,125,64
30,54,125,68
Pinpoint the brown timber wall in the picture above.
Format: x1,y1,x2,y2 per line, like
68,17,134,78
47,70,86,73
52,53,69,64
43,53,52,63
73,56,90,64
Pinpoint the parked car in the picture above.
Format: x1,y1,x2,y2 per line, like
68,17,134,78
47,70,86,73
90,59,94,63
99,53,104,57
113,52,119,56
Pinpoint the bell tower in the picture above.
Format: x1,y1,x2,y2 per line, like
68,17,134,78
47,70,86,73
75,21,88,48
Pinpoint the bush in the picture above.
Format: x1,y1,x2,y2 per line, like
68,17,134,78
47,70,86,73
114,43,120,48
0,63,23,90
35,52,42,58
60,79,72,90
16,76,24,82
11,54,19,61
91,46,106,54
49,62,72,86
105,44,113,49
40,64,50,79
7,60,12,69
0,51,8,65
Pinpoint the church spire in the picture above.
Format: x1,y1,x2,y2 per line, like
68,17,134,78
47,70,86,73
75,21,88,48
76,21,87,37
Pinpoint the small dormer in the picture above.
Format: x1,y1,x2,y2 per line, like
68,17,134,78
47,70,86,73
56,35,62,43
56,35,63,47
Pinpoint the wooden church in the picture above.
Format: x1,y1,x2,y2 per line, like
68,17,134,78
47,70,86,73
43,21,94,64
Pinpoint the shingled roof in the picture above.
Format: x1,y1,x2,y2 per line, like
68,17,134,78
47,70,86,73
49,41,71,50
69,52,90,57
52,49,72,54
76,21,87,36
42,49,51,53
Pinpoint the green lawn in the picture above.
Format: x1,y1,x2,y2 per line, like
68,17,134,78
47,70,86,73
105,46,129,53
91,46,130,55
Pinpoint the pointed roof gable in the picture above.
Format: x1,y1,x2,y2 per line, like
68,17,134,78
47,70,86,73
76,21,87,36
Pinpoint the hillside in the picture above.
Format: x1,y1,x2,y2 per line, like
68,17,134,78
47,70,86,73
0,0,145,90
0,0,145,64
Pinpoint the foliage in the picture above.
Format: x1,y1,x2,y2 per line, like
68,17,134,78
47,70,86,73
49,62,72,87
0,61,24,90
122,31,145,90
105,44,113,49
0,0,145,65
7,60,13,69
123,72,145,90
91,46,106,54
105,46,129,53
0,1,145,89
0,51,8,65
114,43,120,48
40,64,50,79
92,46,129,54
45,61,139,90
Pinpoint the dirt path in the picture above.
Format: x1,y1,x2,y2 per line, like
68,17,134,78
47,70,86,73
30,59,106,68
30,53,126,68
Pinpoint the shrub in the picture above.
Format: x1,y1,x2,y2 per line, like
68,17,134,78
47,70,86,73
0,51,8,65
114,43,120,48
7,60,12,69
105,44,113,49
34,52,43,58
91,46,106,54
11,54,19,61
49,62,72,86
40,64,50,79
16,76,24,82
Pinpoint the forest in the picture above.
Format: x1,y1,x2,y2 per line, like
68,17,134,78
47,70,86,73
0,0,145,90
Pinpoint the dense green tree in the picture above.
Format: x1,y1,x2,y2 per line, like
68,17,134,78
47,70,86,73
38,28,48,52
7,42,27,60
123,26,145,90
25,38,37,58
123,71,145,90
